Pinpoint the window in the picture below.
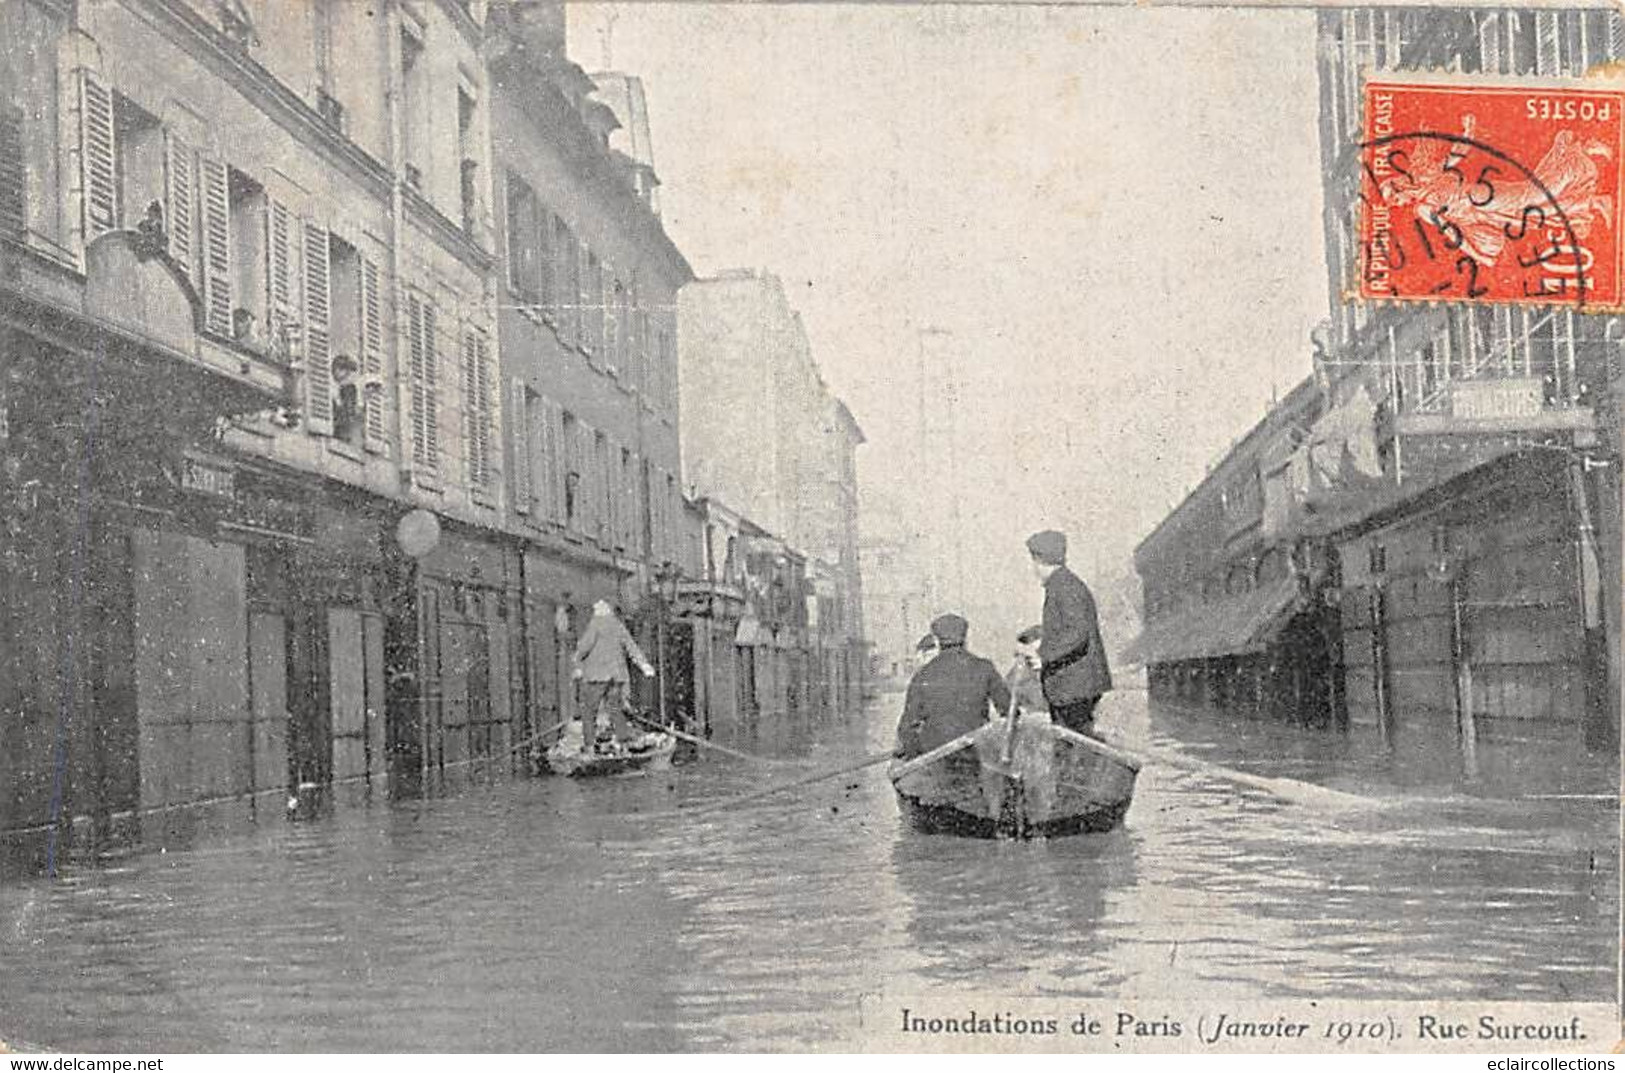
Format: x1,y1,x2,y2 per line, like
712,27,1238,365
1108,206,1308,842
227,167,267,347
584,249,603,357
400,24,426,188
313,0,342,128
329,235,364,445
595,430,611,541
561,410,580,528
457,87,478,234
113,94,163,235
556,219,579,345
607,276,626,373
619,447,632,547
462,328,494,493
505,174,539,299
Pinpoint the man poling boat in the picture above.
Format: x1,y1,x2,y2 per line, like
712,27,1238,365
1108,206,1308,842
888,613,1139,840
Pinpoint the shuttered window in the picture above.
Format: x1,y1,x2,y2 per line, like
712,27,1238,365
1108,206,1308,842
163,132,195,282
509,378,532,515
541,399,564,523
199,157,233,336
302,219,333,433
360,257,387,452
79,70,118,243
407,295,439,473
462,327,493,493
0,107,24,239
265,200,295,356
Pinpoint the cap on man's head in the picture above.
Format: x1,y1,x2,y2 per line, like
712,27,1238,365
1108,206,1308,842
915,632,939,653
1026,529,1067,565
1016,624,1043,645
930,613,969,646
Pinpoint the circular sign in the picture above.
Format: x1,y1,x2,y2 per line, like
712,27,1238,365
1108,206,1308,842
396,508,441,558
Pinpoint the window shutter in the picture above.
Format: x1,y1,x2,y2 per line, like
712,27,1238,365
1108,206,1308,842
162,131,195,283
265,199,295,356
199,157,233,336
78,71,118,242
509,378,531,515
0,107,24,238
461,328,492,491
408,297,439,473
360,256,387,452
542,399,563,523
1611,11,1624,62
302,218,333,434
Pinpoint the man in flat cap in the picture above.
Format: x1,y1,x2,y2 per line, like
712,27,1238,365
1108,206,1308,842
893,613,1012,760
1026,530,1112,736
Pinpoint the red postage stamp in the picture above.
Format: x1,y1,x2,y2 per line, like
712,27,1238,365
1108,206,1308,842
1359,79,1625,308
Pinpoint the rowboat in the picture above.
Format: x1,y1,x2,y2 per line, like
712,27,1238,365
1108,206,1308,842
545,719,677,778
889,712,1140,839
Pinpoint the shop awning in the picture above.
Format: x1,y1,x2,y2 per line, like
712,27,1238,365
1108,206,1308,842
1122,576,1305,665
734,618,766,646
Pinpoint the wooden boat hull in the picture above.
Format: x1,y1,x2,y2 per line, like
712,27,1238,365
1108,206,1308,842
889,713,1139,839
545,720,676,777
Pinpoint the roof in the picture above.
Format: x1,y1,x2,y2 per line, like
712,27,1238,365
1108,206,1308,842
1120,575,1304,665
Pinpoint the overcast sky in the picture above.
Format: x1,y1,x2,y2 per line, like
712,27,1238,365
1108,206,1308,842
567,3,1328,645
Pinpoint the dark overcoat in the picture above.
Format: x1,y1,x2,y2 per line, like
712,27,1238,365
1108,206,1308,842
1039,565,1113,705
894,647,1013,759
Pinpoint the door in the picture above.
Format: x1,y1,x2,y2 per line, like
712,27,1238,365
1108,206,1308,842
328,608,367,783
248,611,289,795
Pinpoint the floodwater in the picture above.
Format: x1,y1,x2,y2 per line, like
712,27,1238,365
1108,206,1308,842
0,688,1615,1052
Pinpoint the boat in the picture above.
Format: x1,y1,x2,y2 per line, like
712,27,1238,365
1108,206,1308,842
545,719,677,778
888,711,1140,839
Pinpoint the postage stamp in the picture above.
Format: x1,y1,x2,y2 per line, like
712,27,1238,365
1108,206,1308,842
1358,78,1625,308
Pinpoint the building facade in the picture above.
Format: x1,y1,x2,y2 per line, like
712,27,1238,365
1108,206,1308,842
1130,5,1622,782
485,3,690,734
0,0,714,871
677,269,867,716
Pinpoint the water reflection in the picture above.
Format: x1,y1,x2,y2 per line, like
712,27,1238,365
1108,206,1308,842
0,689,1613,1052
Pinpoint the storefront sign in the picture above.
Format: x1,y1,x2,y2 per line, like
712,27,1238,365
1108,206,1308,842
180,453,236,498
1450,379,1543,422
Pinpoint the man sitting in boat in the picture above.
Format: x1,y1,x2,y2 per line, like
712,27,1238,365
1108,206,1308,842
573,599,657,754
893,614,1012,760
1027,530,1112,737
1006,624,1048,714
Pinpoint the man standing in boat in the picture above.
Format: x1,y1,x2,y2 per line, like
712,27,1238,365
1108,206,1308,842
1026,530,1112,736
893,614,1012,760
912,631,939,670
573,599,657,754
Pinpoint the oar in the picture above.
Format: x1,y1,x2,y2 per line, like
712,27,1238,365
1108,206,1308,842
1118,738,1375,811
675,749,899,816
628,712,798,767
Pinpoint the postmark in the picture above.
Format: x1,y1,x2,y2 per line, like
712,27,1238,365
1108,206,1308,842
1357,78,1625,308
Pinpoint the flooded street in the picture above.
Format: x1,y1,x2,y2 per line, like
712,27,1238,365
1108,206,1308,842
1,688,1615,1053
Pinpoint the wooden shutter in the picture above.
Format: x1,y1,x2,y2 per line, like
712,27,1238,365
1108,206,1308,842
302,218,333,434
0,107,24,238
461,328,491,491
265,199,295,356
199,157,233,336
162,131,195,282
509,378,531,515
541,399,563,523
408,297,439,473
360,257,387,452
79,71,118,242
